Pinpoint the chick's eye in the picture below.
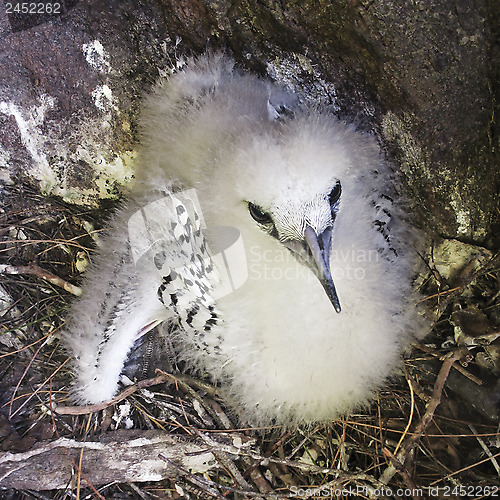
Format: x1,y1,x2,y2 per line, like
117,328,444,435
329,181,342,206
248,202,273,224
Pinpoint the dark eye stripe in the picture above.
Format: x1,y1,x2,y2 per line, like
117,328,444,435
248,202,273,224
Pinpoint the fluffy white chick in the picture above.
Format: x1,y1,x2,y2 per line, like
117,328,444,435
64,53,425,425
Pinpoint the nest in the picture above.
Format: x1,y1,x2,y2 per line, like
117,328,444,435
0,183,499,499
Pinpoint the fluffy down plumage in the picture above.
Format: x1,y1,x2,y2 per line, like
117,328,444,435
63,53,426,425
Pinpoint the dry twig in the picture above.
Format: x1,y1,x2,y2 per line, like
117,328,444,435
0,263,82,296
379,349,467,485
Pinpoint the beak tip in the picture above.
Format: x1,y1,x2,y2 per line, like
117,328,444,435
324,280,342,313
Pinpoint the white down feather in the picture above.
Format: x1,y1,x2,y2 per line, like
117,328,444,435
63,53,426,425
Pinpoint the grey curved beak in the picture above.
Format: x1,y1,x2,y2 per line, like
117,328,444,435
285,225,341,313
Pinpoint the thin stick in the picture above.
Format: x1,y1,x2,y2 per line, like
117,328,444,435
8,358,70,419
0,263,82,296
415,344,483,385
431,451,500,485
394,368,415,455
379,349,465,485
55,371,172,415
468,424,500,475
